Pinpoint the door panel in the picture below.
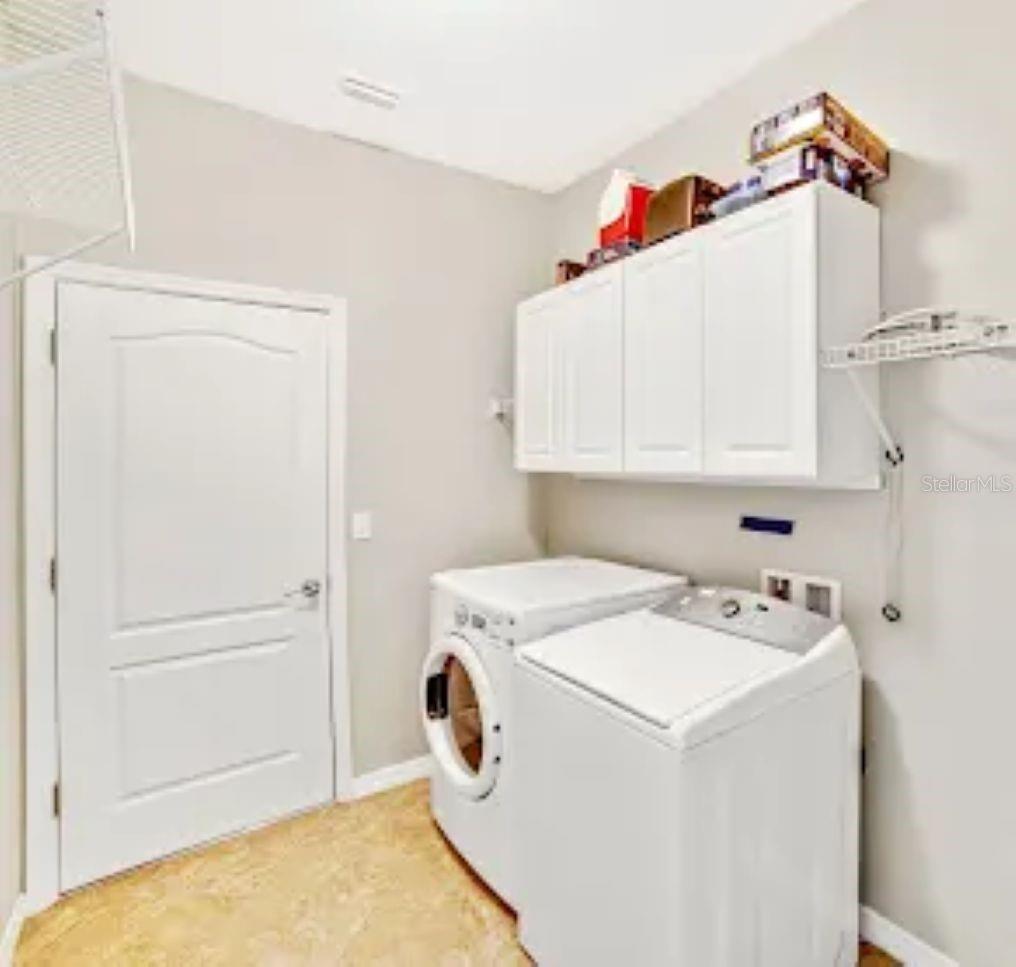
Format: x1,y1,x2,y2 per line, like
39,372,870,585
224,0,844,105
114,638,292,798
113,332,297,626
57,282,334,889
624,236,704,474
561,266,623,472
703,191,818,477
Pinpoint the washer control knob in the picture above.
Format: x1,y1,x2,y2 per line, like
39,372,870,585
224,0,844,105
720,598,741,619
454,604,469,627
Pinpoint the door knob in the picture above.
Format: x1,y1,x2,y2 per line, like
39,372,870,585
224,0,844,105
285,579,322,602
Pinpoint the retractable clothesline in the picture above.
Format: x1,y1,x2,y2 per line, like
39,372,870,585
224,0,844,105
0,0,135,288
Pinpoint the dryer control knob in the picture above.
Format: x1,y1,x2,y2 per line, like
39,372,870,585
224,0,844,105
454,604,469,627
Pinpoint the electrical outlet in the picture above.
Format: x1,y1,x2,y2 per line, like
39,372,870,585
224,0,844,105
487,396,515,428
761,569,842,621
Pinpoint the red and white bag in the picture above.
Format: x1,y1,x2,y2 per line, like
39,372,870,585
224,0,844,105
598,169,655,247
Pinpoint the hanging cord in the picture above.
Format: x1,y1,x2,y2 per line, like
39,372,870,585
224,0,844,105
882,460,904,622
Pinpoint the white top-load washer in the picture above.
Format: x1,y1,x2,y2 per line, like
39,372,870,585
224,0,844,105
516,586,861,967
422,558,686,907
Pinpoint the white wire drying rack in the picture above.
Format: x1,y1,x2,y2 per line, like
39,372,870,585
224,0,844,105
821,308,1016,465
0,0,135,289
821,307,1016,622
823,313,1016,369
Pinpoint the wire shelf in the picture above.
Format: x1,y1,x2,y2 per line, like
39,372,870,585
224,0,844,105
822,315,1016,369
0,0,134,286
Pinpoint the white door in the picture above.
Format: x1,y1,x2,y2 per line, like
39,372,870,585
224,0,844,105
56,281,335,889
624,235,704,474
703,190,818,477
560,265,624,473
515,291,563,471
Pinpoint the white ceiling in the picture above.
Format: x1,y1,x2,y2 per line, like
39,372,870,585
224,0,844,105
107,0,864,193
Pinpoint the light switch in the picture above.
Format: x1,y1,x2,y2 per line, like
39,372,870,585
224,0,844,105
351,512,373,541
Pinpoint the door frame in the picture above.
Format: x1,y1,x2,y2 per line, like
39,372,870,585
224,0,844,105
21,260,352,912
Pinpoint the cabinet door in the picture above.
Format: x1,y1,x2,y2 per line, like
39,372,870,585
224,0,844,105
560,265,624,472
624,234,704,474
703,190,818,477
515,291,564,471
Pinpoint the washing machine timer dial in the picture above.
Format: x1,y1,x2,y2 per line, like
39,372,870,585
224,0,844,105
720,598,742,619
454,604,469,628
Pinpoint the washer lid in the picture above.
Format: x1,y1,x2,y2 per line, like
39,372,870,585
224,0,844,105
432,557,684,617
520,608,796,730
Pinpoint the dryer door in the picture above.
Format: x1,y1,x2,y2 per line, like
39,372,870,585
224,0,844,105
421,635,503,800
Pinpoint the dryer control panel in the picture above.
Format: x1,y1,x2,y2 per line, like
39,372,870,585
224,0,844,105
654,587,838,655
449,600,517,646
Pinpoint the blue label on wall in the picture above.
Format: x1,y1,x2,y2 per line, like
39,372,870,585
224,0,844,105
740,515,794,536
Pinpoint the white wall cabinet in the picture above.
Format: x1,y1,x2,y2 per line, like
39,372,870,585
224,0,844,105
702,187,818,478
515,263,623,473
515,183,881,488
623,232,704,474
515,288,563,471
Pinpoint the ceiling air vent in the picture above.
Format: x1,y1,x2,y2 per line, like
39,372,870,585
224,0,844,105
341,73,401,110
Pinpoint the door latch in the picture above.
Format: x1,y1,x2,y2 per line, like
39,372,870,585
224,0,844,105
284,579,322,603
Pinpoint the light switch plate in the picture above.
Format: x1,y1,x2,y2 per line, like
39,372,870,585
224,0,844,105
351,511,373,541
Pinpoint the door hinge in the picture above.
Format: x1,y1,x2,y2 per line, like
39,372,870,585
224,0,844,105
49,328,57,367
49,557,57,593
52,782,61,818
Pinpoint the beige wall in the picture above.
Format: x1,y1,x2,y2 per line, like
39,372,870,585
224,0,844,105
546,0,1016,962
0,220,20,936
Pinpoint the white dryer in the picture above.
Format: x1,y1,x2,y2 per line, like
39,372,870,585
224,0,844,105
516,586,861,967
422,558,686,907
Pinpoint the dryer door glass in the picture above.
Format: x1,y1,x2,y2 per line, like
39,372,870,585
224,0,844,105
446,656,483,773
421,635,502,800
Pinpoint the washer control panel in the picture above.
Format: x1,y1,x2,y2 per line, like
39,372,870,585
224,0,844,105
654,586,838,655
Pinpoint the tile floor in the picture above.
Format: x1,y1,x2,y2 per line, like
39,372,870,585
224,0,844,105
17,780,898,965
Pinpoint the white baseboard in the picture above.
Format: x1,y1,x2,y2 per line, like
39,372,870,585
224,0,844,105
351,754,432,800
861,905,957,967
0,894,28,967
